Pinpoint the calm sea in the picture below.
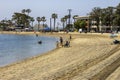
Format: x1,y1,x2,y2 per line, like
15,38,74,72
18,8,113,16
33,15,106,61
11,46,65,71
0,34,58,67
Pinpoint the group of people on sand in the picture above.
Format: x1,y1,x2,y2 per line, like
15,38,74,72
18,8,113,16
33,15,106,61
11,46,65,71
35,33,71,47
56,35,72,48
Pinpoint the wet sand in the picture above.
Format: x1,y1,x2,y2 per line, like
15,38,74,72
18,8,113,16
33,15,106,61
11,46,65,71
0,32,120,80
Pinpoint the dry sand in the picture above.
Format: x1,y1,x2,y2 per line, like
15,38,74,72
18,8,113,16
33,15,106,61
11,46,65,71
0,31,120,80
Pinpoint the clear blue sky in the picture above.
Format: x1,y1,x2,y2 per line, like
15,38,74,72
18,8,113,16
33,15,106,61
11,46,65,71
0,0,120,26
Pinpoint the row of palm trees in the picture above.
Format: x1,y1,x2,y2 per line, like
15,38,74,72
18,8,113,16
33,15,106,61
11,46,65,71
36,13,59,31
35,3,120,32
23,3,120,32
1,3,120,32
36,16,46,30
36,13,77,31
0,8,79,31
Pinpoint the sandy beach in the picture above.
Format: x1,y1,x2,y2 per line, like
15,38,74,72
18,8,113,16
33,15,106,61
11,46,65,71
0,32,120,80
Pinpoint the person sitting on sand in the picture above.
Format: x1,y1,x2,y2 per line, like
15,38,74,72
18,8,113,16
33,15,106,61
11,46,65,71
64,40,70,47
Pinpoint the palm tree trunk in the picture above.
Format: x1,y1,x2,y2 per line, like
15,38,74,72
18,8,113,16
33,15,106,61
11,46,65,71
66,20,67,26
32,22,33,29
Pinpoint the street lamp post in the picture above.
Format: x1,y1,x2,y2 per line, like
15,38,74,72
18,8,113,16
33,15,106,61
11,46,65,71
50,18,52,32
99,16,102,32
68,9,72,25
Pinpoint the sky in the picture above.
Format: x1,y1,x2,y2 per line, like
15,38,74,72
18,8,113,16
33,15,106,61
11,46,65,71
0,0,120,26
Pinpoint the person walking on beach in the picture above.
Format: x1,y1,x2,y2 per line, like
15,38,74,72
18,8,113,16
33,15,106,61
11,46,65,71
70,35,72,40
60,37,63,47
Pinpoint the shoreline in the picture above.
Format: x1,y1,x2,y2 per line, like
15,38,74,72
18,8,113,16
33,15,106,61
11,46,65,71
0,45,60,68
0,32,120,80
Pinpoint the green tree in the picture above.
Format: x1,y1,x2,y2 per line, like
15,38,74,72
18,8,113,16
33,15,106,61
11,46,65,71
89,7,101,31
12,12,31,28
52,13,58,30
65,24,73,31
7,20,13,28
101,7,115,26
74,19,87,30
73,15,78,29
0,20,8,30
89,6,118,31
114,3,120,30
73,15,78,22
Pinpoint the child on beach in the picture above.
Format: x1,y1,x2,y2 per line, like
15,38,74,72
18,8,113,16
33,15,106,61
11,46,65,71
56,41,59,48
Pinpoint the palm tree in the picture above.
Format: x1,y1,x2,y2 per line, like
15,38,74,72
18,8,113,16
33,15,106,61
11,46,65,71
73,15,78,22
21,9,31,15
41,16,46,28
61,17,66,30
30,17,35,29
21,9,26,14
26,9,31,15
36,17,42,31
52,13,58,30
64,15,69,26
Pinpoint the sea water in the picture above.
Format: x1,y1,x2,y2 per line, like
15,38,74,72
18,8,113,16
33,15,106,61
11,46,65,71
0,34,58,67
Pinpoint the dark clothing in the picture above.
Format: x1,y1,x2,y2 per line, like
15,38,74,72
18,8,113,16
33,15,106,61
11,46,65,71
64,41,70,47
60,37,63,46
70,35,72,40
113,40,120,44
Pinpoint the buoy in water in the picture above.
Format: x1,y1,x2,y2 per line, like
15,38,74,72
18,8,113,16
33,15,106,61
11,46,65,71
38,41,42,44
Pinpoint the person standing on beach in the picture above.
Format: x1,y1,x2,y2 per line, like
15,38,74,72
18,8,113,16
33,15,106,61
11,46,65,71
70,35,72,40
60,37,63,47
36,34,38,37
